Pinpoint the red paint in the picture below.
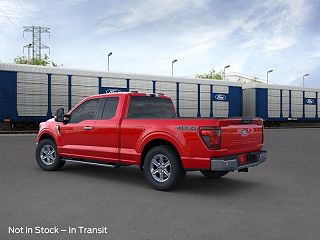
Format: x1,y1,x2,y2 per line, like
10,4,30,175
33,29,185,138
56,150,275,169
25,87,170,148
239,154,247,165
36,92,265,170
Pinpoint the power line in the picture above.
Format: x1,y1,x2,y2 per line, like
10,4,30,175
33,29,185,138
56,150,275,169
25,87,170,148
33,0,49,27
28,0,45,26
0,28,22,50
0,6,28,44
17,0,34,26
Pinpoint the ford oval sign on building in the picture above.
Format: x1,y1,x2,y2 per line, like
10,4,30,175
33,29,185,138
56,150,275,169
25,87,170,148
100,87,128,94
215,94,227,101
106,89,122,93
304,98,317,105
213,93,229,101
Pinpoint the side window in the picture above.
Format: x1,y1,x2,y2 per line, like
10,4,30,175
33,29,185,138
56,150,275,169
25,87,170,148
101,97,119,119
70,99,100,123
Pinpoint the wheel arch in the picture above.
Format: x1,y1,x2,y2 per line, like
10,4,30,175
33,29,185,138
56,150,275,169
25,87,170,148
38,130,57,145
140,138,182,170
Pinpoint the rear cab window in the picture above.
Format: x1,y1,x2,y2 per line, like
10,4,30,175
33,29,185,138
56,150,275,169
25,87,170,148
101,97,119,119
127,96,176,119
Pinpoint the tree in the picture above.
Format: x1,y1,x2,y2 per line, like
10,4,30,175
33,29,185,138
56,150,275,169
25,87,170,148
14,54,59,67
251,76,263,83
196,68,223,80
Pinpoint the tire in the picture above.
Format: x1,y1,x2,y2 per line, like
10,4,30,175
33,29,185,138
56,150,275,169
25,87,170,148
35,138,65,171
200,170,229,179
144,145,185,191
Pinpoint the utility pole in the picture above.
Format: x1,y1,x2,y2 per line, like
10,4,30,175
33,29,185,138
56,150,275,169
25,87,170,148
23,26,50,61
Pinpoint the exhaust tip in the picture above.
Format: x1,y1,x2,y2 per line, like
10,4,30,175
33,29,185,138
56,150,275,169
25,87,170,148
238,168,248,173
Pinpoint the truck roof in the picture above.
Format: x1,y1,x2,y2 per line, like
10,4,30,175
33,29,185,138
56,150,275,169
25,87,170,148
85,92,171,100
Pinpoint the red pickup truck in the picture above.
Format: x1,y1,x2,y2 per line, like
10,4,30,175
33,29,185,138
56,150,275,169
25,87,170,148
35,92,267,190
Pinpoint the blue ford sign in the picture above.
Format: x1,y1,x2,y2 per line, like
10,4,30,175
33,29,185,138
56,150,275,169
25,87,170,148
106,89,122,93
215,94,226,101
99,87,128,94
304,98,317,105
212,93,229,101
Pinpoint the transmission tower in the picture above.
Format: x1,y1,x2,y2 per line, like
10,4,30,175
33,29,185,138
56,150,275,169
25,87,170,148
23,26,50,60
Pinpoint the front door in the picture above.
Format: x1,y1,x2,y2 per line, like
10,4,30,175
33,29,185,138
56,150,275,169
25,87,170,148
59,98,100,159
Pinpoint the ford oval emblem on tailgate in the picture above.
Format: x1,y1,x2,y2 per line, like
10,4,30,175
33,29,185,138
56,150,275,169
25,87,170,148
241,129,248,137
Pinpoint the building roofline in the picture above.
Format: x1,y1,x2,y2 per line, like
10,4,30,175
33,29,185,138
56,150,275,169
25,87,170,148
0,62,243,87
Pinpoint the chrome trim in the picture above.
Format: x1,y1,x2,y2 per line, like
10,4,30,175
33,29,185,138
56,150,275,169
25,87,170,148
149,154,171,183
40,144,56,166
63,158,117,168
211,151,267,171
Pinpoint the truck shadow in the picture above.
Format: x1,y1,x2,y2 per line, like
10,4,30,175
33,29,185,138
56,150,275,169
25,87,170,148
180,173,263,195
61,164,265,195
61,163,147,185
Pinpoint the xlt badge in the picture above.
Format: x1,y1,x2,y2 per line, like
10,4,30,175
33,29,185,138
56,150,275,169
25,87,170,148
177,126,196,131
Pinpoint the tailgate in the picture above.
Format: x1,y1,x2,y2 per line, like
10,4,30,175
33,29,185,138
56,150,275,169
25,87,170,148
219,119,263,154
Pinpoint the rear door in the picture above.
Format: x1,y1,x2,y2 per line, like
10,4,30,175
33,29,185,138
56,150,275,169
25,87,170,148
59,98,101,158
93,96,121,162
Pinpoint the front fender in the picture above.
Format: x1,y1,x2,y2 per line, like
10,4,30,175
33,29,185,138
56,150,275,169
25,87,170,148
37,128,60,145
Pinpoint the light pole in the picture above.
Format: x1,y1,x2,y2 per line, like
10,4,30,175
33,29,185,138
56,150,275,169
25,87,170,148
267,69,273,84
107,52,112,71
223,65,230,81
303,74,309,87
172,59,177,76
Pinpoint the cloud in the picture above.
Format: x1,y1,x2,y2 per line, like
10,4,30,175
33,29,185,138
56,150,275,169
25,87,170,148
0,0,319,87
93,0,209,34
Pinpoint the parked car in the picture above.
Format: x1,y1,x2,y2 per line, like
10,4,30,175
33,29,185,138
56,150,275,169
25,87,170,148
35,92,267,190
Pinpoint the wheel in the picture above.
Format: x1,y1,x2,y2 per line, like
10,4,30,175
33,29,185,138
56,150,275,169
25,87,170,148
144,146,185,191
35,138,65,171
200,170,229,179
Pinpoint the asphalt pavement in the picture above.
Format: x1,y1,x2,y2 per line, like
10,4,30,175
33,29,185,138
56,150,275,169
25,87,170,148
0,129,319,240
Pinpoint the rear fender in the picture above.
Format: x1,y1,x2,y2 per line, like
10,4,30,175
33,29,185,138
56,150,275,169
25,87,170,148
137,132,186,160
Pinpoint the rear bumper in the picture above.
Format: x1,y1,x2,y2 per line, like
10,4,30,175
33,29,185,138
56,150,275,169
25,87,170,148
211,151,267,171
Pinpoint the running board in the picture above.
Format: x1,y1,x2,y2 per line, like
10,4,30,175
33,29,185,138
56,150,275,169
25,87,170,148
62,158,118,168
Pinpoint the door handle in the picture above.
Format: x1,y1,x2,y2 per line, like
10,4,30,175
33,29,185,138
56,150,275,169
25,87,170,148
83,126,93,130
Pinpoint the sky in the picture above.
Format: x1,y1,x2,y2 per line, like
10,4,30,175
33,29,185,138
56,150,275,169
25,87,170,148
0,0,319,87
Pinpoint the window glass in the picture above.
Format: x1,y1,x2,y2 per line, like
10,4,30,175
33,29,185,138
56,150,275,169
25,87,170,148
127,96,176,119
70,99,99,123
101,97,119,119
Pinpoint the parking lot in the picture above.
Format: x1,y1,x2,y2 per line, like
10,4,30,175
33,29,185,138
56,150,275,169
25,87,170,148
0,128,319,240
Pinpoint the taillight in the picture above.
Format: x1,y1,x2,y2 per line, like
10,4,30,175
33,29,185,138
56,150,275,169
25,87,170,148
200,127,221,150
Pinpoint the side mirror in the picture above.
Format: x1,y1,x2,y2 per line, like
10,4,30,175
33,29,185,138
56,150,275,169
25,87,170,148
55,108,65,122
